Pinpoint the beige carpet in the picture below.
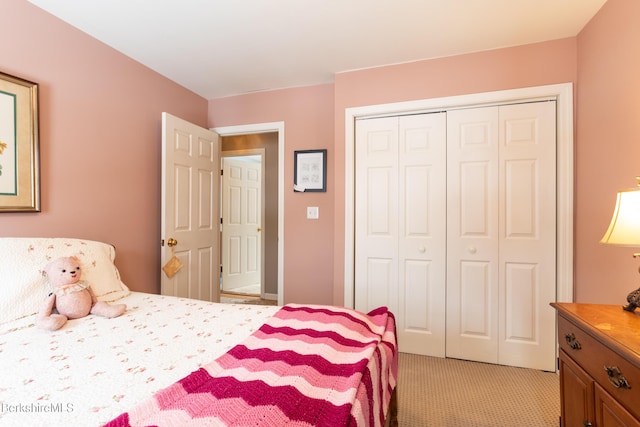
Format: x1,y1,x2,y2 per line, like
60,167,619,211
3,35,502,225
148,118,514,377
396,353,560,427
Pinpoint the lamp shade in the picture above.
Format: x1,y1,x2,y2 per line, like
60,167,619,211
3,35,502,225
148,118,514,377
600,188,640,246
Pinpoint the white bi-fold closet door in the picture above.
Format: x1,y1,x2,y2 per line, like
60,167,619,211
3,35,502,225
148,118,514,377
354,101,557,371
355,112,448,357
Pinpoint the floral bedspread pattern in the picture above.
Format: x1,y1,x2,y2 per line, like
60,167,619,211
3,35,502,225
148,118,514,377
106,304,398,427
0,292,279,426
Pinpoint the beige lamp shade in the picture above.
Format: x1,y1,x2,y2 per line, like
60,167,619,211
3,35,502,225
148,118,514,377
601,188,640,246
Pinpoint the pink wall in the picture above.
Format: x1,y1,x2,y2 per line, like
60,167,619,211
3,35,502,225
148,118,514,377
333,39,577,109
575,0,640,303
0,2,208,293
208,85,335,304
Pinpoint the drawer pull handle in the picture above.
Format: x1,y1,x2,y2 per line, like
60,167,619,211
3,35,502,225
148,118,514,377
565,332,581,350
583,422,592,427
604,366,632,389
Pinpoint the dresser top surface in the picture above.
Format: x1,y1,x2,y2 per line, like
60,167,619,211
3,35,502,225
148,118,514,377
552,303,640,362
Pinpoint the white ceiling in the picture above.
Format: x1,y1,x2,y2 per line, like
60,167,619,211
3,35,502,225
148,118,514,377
28,0,607,100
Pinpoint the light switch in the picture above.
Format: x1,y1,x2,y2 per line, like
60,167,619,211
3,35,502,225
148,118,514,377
307,206,319,219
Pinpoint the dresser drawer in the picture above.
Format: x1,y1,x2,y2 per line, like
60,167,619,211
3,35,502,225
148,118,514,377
558,316,640,420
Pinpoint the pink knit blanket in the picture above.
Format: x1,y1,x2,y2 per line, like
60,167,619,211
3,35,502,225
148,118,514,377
105,304,397,427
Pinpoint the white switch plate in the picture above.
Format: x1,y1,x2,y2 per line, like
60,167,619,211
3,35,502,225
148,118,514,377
307,206,319,219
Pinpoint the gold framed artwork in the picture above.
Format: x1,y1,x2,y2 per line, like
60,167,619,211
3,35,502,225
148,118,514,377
0,71,40,212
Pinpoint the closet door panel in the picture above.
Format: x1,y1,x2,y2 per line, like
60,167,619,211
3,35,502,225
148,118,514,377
398,113,447,356
504,262,537,339
364,258,394,311
355,117,399,316
460,161,491,236
505,160,537,236
498,101,557,371
403,259,431,329
446,107,500,363
355,113,447,357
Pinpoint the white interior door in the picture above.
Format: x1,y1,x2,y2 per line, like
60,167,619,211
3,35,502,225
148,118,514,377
445,107,500,363
355,113,447,357
497,101,557,371
221,155,262,293
355,116,398,315
446,102,557,371
354,101,557,370
161,112,220,302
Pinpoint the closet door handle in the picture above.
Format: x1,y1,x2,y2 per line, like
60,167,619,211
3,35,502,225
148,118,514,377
467,246,477,254
418,246,426,253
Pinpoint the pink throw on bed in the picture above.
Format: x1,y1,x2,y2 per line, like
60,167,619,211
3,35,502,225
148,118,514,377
105,304,398,427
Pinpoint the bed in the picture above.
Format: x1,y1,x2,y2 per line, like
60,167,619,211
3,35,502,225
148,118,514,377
0,238,398,426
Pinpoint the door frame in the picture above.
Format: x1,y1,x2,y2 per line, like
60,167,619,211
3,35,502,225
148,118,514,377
344,83,574,308
220,149,266,297
214,122,284,306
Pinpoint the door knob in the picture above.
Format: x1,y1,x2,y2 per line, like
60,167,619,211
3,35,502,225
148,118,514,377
257,227,262,232
418,246,426,253
167,238,178,247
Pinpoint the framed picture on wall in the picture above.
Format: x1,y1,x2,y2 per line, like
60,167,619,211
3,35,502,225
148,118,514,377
294,149,326,192
0,71,40,212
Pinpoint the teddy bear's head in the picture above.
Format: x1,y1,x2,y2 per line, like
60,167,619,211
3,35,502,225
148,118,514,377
44,256,83,288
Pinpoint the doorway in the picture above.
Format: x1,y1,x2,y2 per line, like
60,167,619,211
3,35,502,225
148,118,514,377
215,122,284,306
220,151,264,297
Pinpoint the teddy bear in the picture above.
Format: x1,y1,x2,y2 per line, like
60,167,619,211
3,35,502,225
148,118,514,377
36,256,126,331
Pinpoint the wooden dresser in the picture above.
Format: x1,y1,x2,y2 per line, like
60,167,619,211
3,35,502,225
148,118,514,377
551,303,640,427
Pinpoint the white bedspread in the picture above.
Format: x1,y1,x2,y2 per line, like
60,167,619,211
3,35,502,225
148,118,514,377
0,292,279,426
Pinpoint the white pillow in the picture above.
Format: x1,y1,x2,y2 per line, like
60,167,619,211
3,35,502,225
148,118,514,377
0,237,130,324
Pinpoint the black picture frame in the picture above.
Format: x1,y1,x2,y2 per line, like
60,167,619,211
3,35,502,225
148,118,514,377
294,149,326,192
